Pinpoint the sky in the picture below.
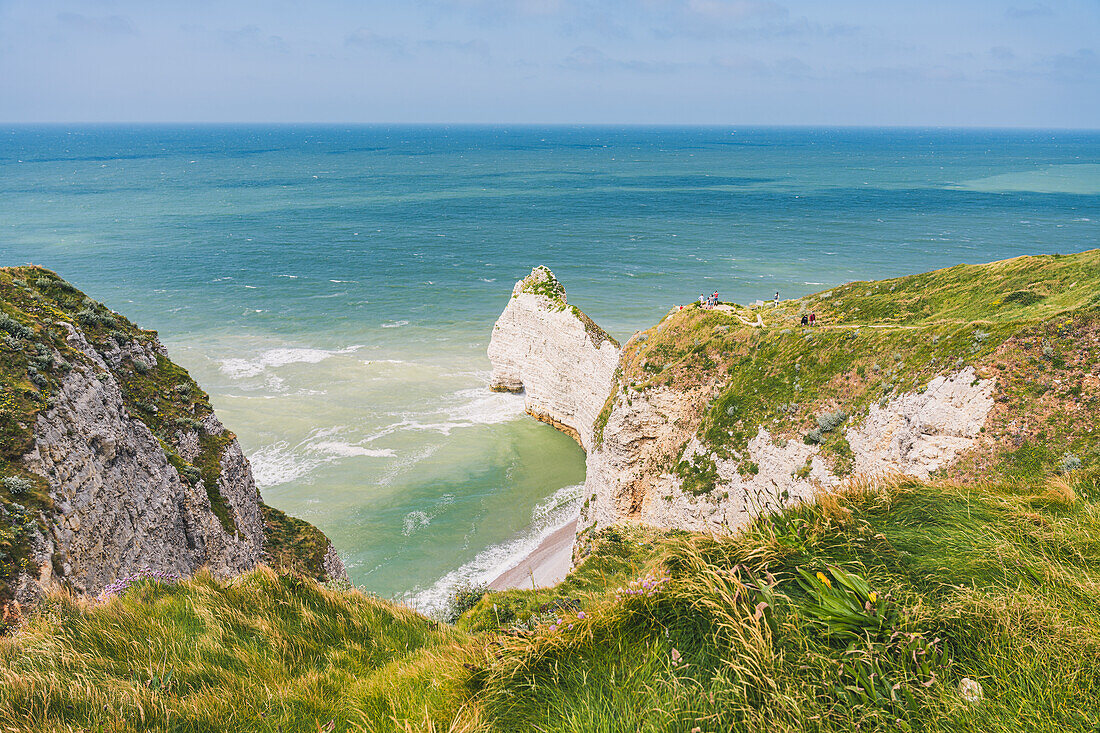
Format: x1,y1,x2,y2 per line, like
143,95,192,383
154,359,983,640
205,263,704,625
0,0,1097,126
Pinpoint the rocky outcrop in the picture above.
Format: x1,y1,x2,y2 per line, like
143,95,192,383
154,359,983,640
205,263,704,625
22,360,261,598
0,267,345,606
579,366,995,539
16,323,346,603
847,368,995,480
488,267,620,452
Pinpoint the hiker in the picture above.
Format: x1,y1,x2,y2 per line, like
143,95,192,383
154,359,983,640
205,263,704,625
801,314,808,326
774,291,780,308
699,293,706,308
809,312,816,325
712,291,719,307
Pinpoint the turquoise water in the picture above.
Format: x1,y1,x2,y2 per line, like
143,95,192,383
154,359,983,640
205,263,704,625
1,126,1097,609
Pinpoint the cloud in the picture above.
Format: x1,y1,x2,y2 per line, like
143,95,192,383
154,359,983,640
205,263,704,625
990,46,1015,61
56,12,135,35
417,38,491,61
710,53,811,79
1040,48,1100,82
345,29,407,57
221,25,291,54
561,45,684,74
1005,4,1054,20
683,0,786,21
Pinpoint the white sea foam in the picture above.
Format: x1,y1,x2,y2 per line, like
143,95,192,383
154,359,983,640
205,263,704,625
248,426,395,488
249,441,316,488
219,344,364,379
381,320,410,328
402,494,456,537
380,387,526,437
404,483,584,615
308,441,395,458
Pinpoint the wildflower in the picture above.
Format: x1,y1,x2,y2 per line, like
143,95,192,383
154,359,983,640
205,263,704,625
577,611,586,619
549,625,558,632
816,571,832,588
868,591,877,603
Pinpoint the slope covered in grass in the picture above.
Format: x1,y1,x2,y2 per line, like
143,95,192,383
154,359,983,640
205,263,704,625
597,250,1100,492
4,470,1100,732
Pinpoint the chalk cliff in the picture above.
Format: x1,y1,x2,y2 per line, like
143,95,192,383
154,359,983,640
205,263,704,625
487,253,1100,564
581,368,994,538
0,267,345,608
488,267,620,451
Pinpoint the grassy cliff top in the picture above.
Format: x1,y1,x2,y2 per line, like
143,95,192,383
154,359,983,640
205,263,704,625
599,250,1100,492
516,265,620,349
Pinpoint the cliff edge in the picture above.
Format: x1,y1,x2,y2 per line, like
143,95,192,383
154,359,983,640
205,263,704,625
488,251,1100,567
487,266,620,451
0,267,346,610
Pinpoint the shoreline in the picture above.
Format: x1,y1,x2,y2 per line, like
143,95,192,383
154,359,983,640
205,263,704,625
490,518,577,591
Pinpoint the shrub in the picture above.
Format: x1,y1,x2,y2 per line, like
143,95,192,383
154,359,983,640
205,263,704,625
76,308,119,330
26,367,49,390
0,311,32,340
807,409,847,443
816,410,848,432
35,276,79,295
1059,452,1083,474
1004,289,1043,306
447,582,490,623
1,476,33,496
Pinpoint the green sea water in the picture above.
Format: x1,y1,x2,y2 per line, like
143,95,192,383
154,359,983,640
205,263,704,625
1,125,1097,610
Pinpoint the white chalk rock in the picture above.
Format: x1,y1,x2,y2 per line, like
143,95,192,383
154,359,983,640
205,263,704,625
488,266,620,452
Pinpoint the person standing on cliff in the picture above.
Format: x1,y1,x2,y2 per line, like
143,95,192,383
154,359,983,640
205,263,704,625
809,312,816,325
774,291,780,308
699,293,706,308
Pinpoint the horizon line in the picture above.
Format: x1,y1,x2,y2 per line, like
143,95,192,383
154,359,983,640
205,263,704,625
3,121,1099,132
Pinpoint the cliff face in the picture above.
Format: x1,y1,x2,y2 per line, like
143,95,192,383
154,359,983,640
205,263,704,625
0,267,345,608
488,267,620,452
581,368,995,537
488,251,1100,564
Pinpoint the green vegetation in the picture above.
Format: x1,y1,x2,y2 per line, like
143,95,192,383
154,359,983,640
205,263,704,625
260,503,341,581
3,252,1100,730
518,265,567,303
517,266,620,349
4,470,1100,731
625,251,1100,492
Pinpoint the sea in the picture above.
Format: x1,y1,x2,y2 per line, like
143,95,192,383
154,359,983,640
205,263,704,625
1,125,1097,612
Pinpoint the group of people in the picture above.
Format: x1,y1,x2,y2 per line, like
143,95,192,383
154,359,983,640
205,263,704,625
801,312,817,326
699,291,720,309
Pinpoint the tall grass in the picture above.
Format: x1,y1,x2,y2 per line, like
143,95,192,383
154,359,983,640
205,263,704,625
3,472,1100,731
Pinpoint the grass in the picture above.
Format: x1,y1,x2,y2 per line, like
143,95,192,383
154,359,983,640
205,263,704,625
4,471,1100,731
612,250,1100,492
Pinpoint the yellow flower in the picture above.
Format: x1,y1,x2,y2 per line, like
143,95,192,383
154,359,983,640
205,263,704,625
816,571,832,588
869,592,877,603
